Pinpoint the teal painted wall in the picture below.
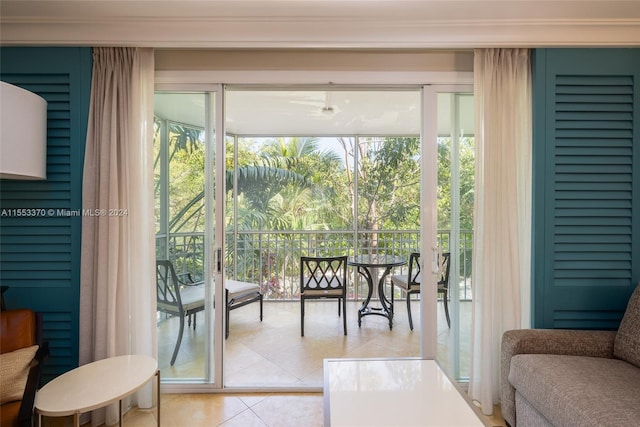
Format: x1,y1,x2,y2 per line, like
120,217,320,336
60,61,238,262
532,48,640,329
0,47,92,381
1,47,638,380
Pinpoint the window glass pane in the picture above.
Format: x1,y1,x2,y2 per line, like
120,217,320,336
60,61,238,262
154,92,210,381
436,92,475,382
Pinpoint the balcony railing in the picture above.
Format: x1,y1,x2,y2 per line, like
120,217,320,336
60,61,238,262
156,229,473,301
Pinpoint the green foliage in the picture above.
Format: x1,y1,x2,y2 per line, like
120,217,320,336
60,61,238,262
155,121,475,272
437,137,475,230
355,137,421,231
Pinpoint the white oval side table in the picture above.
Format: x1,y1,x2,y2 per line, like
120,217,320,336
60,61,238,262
35,355,159,427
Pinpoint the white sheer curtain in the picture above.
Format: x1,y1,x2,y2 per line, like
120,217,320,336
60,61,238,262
468,48,532,416
79,47,156,426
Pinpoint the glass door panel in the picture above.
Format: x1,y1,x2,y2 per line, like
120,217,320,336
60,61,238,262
436,92,474,381
154,92,216,383
223,88,422,388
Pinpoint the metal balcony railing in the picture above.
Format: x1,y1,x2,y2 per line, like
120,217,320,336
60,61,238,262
156,229,473,301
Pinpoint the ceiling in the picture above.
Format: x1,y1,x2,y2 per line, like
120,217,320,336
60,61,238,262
3,1,634,136
1,1,639,48
154,90,474,136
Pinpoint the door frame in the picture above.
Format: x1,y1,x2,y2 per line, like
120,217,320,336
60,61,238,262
155,71,473,392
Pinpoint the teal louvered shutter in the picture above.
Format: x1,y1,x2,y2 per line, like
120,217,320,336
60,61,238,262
0,48,92,381
532,49,640,329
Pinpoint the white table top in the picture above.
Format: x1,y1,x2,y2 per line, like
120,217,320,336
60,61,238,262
35,355,158,417
324,358,484,427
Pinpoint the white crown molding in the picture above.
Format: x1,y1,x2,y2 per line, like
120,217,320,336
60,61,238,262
1,0,639,48
2,19,639,48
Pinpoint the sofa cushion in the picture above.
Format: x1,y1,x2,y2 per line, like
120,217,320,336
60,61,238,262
0,344,38,404
509,354,640,427
614,282,640,368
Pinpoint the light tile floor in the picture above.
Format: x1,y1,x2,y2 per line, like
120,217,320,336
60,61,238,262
158,299,471,386
69,392,505,426
117,393,325,427
47,300,506,426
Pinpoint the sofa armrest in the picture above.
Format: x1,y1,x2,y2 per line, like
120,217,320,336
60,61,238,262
500,329,617,427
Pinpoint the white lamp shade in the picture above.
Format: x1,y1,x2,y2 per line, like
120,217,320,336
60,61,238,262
0,81,48,180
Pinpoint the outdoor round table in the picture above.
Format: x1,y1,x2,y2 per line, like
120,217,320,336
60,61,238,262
349,254,406,330
35,355,160,427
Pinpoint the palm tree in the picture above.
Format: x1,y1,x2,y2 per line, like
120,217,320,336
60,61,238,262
168,164,312,233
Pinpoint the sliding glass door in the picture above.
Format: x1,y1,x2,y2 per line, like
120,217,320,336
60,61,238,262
435,91,475,381
152,84,473,389
154,90,221,387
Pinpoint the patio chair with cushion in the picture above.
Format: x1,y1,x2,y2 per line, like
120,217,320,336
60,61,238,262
225,280,263,339
390,252,421,330
300,255,348,336
172,271,263,339
156,260,205,366
156,260,264,364
437,252,451,328
390,251,451,330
